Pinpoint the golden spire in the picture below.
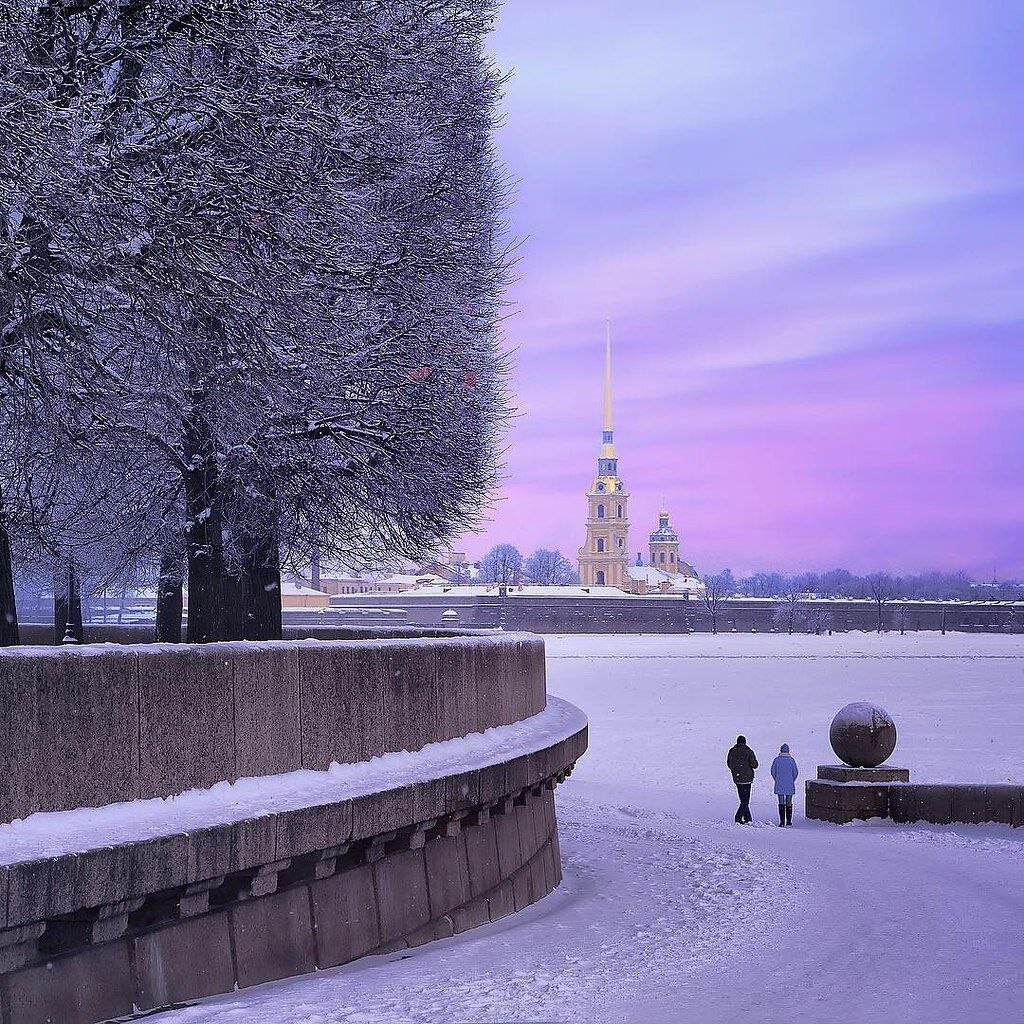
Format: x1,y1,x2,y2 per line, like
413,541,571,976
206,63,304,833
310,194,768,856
603,316,614,432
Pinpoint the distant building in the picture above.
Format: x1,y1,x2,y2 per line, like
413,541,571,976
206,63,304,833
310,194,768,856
415,549,481,583
629,507,702,594
280,580,331,609
314,571,449,596
577,325,702,596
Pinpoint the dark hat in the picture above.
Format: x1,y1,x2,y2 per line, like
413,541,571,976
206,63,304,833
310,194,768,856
737,735,746,744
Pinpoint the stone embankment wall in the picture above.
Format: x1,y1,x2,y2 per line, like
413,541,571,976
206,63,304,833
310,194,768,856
14,623,479,645
323,594,1023,634
15,596,1022,640
806,780,1024,826
0,634,544,822
0,633,586,1023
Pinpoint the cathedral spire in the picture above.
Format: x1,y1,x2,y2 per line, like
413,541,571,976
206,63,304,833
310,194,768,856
603,316,614,433
599,318,616,471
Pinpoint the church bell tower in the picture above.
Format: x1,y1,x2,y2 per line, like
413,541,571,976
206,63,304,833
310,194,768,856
578,322,630,588
649,507,681,570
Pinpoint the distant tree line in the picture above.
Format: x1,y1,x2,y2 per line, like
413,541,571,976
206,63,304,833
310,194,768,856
702,568,1022,635
466,549,1022,606
705,569,1022,603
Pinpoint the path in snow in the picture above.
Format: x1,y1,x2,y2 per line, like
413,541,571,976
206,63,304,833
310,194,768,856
158,633,1024,1023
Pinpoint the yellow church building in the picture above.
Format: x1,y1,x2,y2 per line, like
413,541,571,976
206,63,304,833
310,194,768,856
577,327,703,596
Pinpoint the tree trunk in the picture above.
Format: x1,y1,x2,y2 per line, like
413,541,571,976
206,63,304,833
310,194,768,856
221,572,246,641
0,519,19,647
310,547,320,590
55,560,84,644
241,532,282,641
183,416,227,643
706,605,717,634
53,567,68,644
155,552,184,643
67,562,83,643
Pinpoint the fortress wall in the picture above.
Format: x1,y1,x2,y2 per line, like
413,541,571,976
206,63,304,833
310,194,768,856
502,597,1021,634
315,595,1020,634
15,596,1019,640
0,633,547,823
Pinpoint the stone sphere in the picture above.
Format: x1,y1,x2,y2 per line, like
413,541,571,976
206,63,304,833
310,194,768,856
829,702,897,768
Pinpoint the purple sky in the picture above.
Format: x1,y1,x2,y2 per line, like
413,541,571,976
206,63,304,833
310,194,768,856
460,1,1024,576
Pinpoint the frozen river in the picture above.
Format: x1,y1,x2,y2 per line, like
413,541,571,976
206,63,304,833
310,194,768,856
162,632,1024,1024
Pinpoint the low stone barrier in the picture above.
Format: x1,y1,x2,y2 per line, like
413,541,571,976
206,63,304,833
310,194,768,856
0,634,546,821
805,780,1024,826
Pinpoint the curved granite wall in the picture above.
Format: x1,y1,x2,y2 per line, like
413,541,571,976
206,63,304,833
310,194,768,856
0,634,586,1023
0,633,546,821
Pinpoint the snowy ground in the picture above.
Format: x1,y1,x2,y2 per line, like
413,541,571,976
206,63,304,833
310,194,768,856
160,632,1024,1024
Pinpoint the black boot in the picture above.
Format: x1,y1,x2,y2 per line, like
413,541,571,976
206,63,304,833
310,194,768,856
778,804,785,827
785,804,793,826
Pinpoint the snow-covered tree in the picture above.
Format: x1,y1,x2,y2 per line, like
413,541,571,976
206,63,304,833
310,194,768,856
772,590,802,634
525,548,578,585
481,544,523,586
866,572,898,632
0,1,511,642
702,572,729,634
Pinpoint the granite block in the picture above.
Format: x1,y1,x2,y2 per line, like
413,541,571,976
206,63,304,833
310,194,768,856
450,896,490,934
487,878,516,923
133,912,234,1010
981,785,1021,826
298,643,384,768
817,764,910,783
276,801,353,860
889,785,954,825
381,643,440,755
424,834,470,918
463,820,501,897
310,864,380,968
7,940,133,1024
493,806,523,878
445,771,481,817
233,646,301,778
352,786,416,841
472,640,503,732
374,849,430,943
434,640,477,742
232,885,316,988
138,646,235,798
515,798,542,860
0,657,40,822
34,649,140,815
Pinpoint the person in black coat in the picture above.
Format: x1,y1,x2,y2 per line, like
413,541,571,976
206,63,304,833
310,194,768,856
727,735,758,824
